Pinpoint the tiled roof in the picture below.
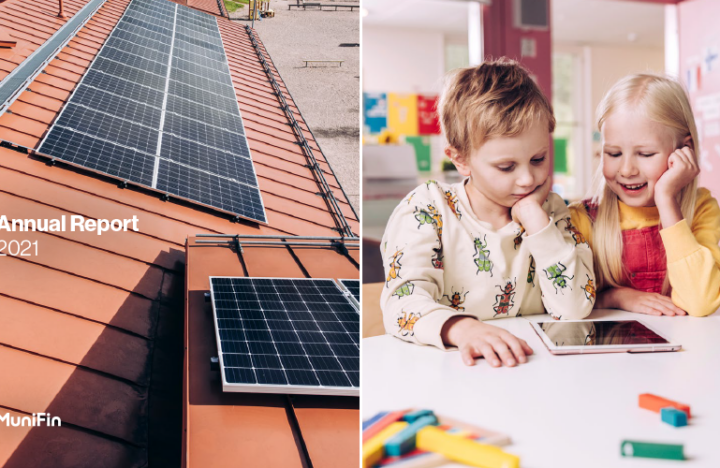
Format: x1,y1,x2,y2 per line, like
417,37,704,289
0,0,359,466
184,237,359,467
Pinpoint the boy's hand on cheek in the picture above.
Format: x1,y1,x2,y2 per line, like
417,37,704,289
441,317,534,367
654,146,699,203
601,287,687,316
511,177,551,234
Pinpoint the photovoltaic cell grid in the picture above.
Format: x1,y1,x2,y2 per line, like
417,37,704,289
339,279,360,303
37,0,266,223
210,277,360,396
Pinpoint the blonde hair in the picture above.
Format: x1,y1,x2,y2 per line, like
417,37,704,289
438,58,555,156
591,73,699,294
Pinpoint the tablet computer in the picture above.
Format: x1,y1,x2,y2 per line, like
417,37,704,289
530,320,681,355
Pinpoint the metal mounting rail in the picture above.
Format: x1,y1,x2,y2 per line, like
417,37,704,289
244,25,355,238
0,0,107,118
195,233,359,249
196,234,359,240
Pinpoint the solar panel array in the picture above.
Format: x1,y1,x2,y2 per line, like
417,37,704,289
38,0,266,223
210,277,360,396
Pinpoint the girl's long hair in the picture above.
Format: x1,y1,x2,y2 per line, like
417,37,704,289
591,74,699,295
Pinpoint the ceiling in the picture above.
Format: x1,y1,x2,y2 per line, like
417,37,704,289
553,0,664,48
363,0,665,48
362,0,473,34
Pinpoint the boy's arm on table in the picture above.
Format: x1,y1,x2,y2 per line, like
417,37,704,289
380,191,472,349
661,188,720,317
524,195,595,319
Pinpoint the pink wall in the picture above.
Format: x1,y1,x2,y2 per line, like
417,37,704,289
678,0,720,199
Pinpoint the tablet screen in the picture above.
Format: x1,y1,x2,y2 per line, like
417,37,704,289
538,321,669,347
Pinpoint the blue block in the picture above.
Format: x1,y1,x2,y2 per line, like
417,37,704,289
384,415,438,456
402,409,435,423
362,411,389,431
661,407,688,427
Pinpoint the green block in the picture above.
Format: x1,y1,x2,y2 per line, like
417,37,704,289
621,440,684,460
384,415,438,456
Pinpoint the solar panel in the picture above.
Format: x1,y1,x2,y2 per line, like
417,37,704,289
37,0,266,223
209,277,360,396
339,279,360,304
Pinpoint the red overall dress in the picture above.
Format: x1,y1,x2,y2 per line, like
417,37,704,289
584,201,667,294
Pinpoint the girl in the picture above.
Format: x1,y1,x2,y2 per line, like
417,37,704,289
381,60,595,367
570,73,720,317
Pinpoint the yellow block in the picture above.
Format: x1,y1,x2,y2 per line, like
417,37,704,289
387,93,418,136
362,421,409,468
416,426,520,468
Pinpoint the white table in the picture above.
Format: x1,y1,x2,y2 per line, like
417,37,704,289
362,310,720,467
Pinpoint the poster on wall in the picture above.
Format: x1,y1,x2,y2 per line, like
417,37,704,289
363,92,387,134
406,136,432,172
388,93,418,136
417,95,441,135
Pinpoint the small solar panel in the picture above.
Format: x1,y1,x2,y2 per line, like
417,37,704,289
209,277,360,396
339,279,360,304
37,0,266,223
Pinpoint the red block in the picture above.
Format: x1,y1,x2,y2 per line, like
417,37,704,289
362,410,408,443
639,393,691,418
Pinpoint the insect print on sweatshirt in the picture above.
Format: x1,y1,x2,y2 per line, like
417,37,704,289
397,311,421,336
557,217,587,246
386,248,404,287
527,255,536,286
414,204,443,238
493,278,517,317
443,189,462,220
583,274,596,302
472,234,493,276
393,281,415,299
443,288,469,311
514,226,525,250
544,262,574,294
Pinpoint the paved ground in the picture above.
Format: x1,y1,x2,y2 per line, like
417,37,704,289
229,0,360,216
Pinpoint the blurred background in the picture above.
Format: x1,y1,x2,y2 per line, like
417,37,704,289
362,0,720,284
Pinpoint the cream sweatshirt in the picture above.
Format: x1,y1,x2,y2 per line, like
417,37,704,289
380,179,596,349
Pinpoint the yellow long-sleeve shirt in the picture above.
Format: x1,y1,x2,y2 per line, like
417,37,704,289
569,188,720,317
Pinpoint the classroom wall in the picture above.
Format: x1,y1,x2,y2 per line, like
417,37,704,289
677,0,720,199
588,45,665,125
362,27,445,94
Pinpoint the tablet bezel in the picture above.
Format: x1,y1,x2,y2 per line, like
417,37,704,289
530,320,682,355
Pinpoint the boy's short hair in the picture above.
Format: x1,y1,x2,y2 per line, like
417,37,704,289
438,58,556,156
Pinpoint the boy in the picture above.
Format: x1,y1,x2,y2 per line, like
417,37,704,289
381,59,595,367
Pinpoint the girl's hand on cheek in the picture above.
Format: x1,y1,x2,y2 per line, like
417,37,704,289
654,146,699,202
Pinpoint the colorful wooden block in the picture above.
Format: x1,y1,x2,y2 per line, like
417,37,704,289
661,407,688,427
362,422,409,468
621,440,684,460
402,410,435,424
364,411,390,430
363,410,408,443
384,415,439,457
639,393,691,418
416,425,520,468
